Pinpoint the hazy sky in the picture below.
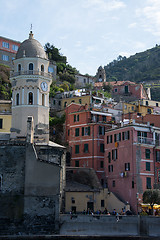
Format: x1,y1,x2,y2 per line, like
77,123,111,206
1,0,160,75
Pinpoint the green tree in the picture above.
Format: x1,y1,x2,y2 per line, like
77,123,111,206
103,82,112,93
44,43,67,64
143,189,160,214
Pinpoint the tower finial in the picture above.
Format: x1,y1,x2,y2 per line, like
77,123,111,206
29,24,34,39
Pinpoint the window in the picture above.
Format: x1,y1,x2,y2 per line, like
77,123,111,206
103,116,106,122
96,115,99,122
2,42,9,48
108,152,111,163
16,93,20,105
64,102,67,107
84,78,86,83
147,108,151,114
146,101,148,106
122,131,130,140
156,151,160,162
132,181,134,189
28,92,33,105
12,45,18,51
71,197,75,204
100,143,104,153
146,177,151,189
146,162,150,171
75,128,79,136
68,129,70,136
2,55,9,61
107,135,112,144
29,63,33,72
112,180,115,187
41,64,44,72
59,101,61,106
101,200,104,207
132,106,134,111
158,170,160,182
156,103,159,107
42,94,45,106
48,66,54,73
84,144,89,153
82,127,90,136
75,160,79,167
18,64,21,72
125,163,130,171
100,161,104,168
108,165,113,172
75,145,79,154
0,119,3,129
125,85,128,93
79,99,82,104
74,115,76,122
115,88,117,93
145,149,150,159
112,149,117,160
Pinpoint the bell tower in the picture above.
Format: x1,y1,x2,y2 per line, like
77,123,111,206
10,31,52,143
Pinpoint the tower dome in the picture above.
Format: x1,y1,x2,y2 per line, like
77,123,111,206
16,31,47,59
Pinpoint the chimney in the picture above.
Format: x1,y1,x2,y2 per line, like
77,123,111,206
146,87,151,100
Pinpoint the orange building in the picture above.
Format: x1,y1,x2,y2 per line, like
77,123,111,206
65,103,112,185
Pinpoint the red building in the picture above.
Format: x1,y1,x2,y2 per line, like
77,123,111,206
105,123,160,213
0,36,21,67
65,103,112,185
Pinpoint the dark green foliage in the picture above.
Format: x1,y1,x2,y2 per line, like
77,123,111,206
44,43,67,64
104,45,160,83
49,114,65,126
0,64,11,100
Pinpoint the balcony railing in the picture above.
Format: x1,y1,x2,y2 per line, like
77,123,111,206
10,70,52,79
137,136,155,145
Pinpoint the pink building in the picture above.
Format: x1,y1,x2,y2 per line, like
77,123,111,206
65,103,112,185
105,123,160,213
95,81,148,101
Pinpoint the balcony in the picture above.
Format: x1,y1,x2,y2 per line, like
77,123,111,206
137,136,155,145
10,70,52,79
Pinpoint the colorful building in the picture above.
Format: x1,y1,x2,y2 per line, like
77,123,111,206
65,103,112,185
95,81,149,102
105,122,160,213
0,36,21,67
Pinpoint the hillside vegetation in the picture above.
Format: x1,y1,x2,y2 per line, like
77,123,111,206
0,64,11,100
104,45,160,83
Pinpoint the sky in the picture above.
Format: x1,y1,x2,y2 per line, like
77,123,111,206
1,0,160,76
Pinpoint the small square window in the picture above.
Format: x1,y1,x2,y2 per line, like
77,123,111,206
0,119,3,129
75,145,79,154
112,180,115,187
146,177,151,189
100,161,104,168
146,162,150,171
101,200,104,207
145,149,150,159
75,160,79,167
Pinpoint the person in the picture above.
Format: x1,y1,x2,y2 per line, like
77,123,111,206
116,212,119,222
112,209,116,215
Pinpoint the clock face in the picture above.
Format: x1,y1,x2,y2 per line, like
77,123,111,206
41,82,48,92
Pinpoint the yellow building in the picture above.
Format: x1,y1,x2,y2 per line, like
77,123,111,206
123,102,153,116
65,168,129,214
0,100,12,133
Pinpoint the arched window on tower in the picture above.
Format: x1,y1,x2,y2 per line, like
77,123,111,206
42,94,45,106
16,93,20,105
29,63,33,74
41,64,44,76
28,92,33,105
18,64,21,74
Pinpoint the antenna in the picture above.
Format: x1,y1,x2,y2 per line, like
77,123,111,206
30,24,32,31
